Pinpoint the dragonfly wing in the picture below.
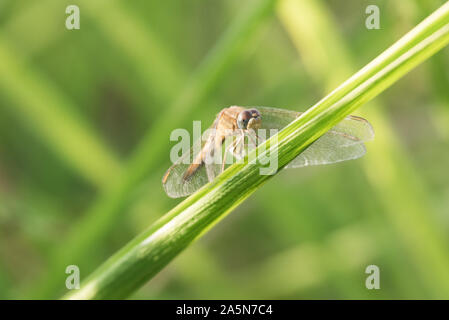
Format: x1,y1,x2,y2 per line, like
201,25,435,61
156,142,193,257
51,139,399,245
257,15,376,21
163,130,247,197
257,106,374,168
257,106,302,131
286,134,367,168
162,133,215,198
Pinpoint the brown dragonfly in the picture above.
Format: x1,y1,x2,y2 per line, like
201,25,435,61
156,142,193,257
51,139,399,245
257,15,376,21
162,106,374,198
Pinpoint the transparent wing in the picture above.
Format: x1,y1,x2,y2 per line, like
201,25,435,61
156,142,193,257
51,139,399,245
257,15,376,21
162,129,249,198
257,106,374,168
162,132,216,198
162,145,208,199
286,134,368,168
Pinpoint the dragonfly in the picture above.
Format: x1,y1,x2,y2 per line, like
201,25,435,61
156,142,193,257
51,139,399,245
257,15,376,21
162,106,374,198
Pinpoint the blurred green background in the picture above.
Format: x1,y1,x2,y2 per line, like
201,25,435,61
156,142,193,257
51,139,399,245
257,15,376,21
1,0,449,299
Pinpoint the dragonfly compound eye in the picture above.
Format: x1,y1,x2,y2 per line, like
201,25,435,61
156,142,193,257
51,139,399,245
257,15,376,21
237,110,253,129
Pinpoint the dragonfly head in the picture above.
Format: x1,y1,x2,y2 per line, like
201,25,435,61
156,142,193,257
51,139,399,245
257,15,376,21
237,108,261,130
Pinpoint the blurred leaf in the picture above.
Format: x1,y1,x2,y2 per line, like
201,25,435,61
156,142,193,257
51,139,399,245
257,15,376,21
0,37,121,188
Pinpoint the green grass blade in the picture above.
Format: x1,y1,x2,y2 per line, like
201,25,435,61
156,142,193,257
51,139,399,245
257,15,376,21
64,2,449,299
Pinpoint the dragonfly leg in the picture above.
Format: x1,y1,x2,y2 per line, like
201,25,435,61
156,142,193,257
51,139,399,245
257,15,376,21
246,130,258,147
249,129,265,146
255,133,265,144
221,145,229,173
239,129,246,154
222,135,241,173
